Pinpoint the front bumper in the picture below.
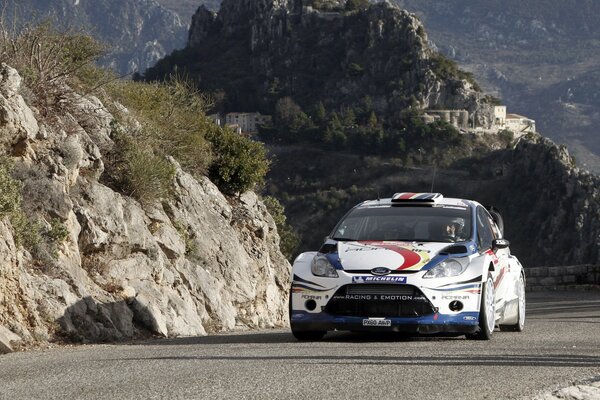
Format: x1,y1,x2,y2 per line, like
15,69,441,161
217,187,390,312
290,310,480,334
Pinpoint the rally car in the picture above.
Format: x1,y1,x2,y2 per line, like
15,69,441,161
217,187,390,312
289,192,526,340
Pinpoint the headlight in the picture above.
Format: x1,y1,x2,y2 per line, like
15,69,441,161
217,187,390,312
311,255,338,278
423,259,466,279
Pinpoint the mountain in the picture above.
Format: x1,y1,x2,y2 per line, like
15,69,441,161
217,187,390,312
145,0,489,120
145,0,600,269
156,0,221,18
393,0,600,173
1,0,188,75
175,0,600,173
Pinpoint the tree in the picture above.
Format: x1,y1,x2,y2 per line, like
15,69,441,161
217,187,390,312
345,0,370,11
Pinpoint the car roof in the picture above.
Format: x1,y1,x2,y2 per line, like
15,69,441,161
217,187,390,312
357,193,476,209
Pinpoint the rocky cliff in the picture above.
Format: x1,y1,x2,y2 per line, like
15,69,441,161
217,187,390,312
146,0,489,121
0,63,290,351
265,134,600,269
3,0,187,75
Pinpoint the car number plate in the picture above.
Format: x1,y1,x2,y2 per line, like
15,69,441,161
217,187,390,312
362,318,391,327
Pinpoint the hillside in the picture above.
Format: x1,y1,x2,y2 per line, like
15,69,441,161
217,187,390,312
266,135,600,268
177,0,600,173
0,26,289,349
1,0,187,75
393,0,600,173
145,0,600,270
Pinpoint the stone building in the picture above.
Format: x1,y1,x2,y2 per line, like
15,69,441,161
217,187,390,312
422,109,470,129
225,112,272,134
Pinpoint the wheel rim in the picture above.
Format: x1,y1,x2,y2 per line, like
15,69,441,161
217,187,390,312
485,277,495,334
518,277,526,328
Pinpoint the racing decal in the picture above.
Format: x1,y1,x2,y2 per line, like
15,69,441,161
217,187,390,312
292,274,325,288
438,275,482,287
291,284,336,293
352,276,407,284
356,241,431,271
486,249,499,265
392,192,441,201
494,267,506,289
291,275,336,293
424,283,481,292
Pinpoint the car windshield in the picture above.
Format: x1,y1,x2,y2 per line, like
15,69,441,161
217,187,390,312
332,205,472,243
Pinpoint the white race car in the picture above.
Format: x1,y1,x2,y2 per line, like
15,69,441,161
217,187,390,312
289,192,526,340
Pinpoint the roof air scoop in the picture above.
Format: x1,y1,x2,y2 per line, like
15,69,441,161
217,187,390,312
391,193,444,203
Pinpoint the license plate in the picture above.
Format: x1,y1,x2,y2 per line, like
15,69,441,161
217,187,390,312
362,318,391,327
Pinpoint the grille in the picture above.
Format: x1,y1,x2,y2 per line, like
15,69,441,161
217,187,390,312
346,284,414,296
347,270,421,275
325,284,435,318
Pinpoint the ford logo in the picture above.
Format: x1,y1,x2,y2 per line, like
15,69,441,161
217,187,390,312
371,267,391,276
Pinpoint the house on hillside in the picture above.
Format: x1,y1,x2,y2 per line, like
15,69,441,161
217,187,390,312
493,106,535,135
505,113,536,134
225,112,272,134
422,109,470,129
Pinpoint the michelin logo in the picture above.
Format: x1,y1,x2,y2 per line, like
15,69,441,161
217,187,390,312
352,276,407,284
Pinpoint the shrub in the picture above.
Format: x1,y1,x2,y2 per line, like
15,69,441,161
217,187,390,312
0,158,41,249
0,159,22,216
0,19,107,114
263,196,299,260
107,77,214,177
207,128,270,195
104,130,176,205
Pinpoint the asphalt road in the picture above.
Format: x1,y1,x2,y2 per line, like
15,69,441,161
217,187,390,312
1,292,599,400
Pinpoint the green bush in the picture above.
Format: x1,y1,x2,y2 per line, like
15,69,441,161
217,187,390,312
0,19,106,114
0,159,41,249
0,160,22,216
263,196,299,260
107,78,214,177
207,128,270,195
105,130,176,205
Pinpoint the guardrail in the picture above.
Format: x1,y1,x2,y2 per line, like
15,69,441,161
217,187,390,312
525,264,600,291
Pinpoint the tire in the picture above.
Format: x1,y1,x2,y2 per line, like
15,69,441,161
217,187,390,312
500,274,526,332
466,274,496,340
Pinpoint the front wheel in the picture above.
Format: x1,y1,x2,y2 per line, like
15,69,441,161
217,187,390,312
500,274,526,332
466,274,496,340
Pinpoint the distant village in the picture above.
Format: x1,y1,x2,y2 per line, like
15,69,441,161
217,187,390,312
209,105,535,137
422,105,536,137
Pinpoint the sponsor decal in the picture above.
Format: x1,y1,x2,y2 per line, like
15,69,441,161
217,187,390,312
441,295,470,300
333,294,416,301
301,294,322,300
352,276,407,284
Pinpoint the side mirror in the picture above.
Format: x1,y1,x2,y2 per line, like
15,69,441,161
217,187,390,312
492,239,510,250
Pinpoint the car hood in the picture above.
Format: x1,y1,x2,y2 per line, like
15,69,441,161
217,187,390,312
336,241,458,272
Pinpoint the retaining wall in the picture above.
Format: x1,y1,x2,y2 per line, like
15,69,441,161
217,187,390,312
525,264,600,291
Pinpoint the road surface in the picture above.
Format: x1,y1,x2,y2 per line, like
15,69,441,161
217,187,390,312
1,291,599,399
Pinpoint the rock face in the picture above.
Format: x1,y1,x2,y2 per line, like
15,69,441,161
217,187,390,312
4,0,187,74
264,133,600,269
146,0,486,118
0,63,291,346
472,136,600,267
